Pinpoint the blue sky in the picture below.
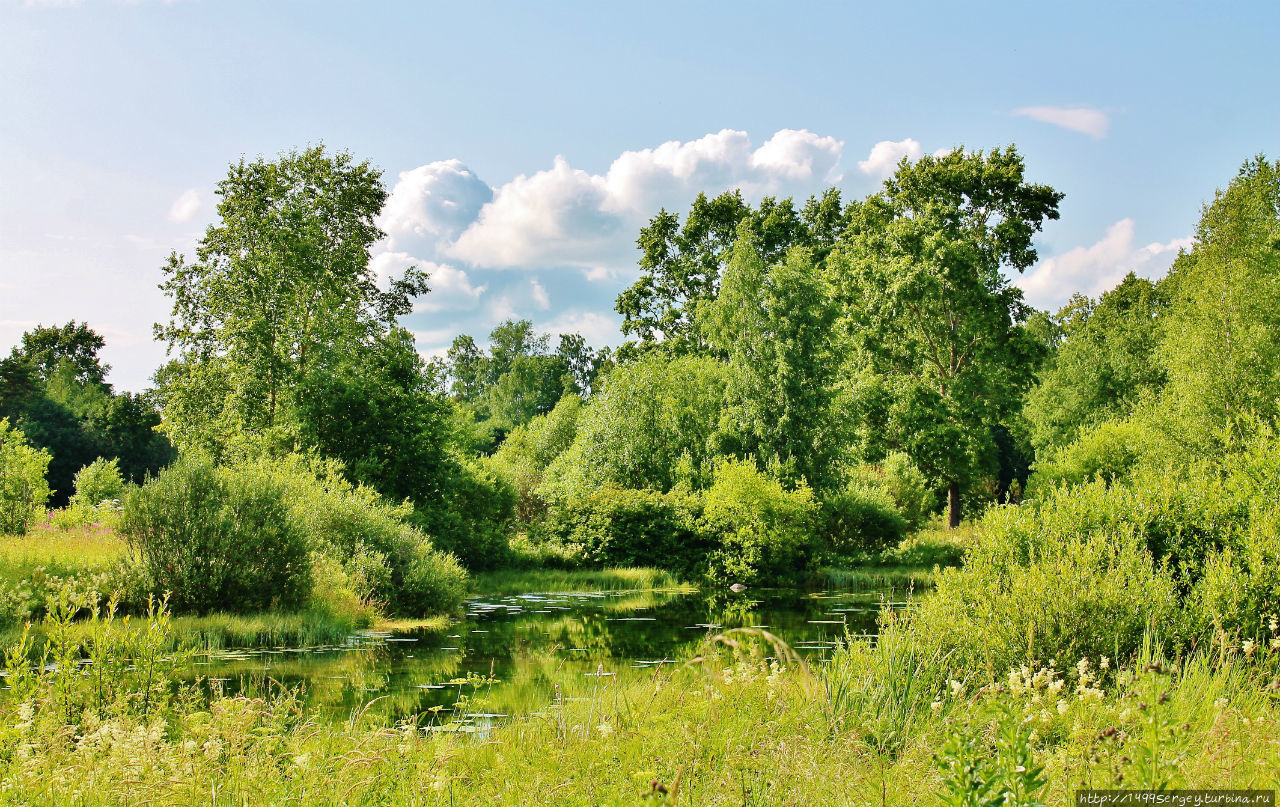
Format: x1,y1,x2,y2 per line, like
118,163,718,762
2,0,1277,391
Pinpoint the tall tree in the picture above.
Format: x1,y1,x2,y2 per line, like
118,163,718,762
701,226,838,490
12,321,109,386
155,146,428,455
1021,273,1168,458
616,190,845,355
832,147,1062,527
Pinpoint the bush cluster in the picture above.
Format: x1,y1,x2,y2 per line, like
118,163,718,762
120,457,467,617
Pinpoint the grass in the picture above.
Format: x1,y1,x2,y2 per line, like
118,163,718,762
2,607,1277,805
472,566,692,596
0,523,127,585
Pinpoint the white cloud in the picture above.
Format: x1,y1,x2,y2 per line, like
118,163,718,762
167,188,201,222
1017,219,1192,309
369,250,486,313
445,128,845,270
1012,105,1110,139
530,277,550,310
540,310,623,348
857,138,923,176
378,159,493,255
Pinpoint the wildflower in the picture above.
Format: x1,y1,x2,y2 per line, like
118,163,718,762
1057,699,1069,715
1243,639,1257,656
931,699,943,714
949,679,965,698
597,722,615,738
1047,679,1065,696
1271,637,1279,650
1100,656,1110,671
1214,698,1228,709
1268,615,1278,633
293,753,311,769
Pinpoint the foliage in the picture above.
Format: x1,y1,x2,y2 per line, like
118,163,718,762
542,487,708,576
701,233,839,489
542,354,736,500
71,457,127,509
1153,156,1280,455
0,419,51,536
1025,419,1176,496
616,188,849,354
1,331,173,504
831,146,1062,526
120,458,312,614
820,484,907,555
155,145,426,457
700,459,819,585
1021,274,1167,458
487,395,581,523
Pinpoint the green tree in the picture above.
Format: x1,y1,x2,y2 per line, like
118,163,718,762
616,190,847,355
11,321,109,386
1021,273,1167,458
0,418,52,535
1153,155,1280,453
831,147,1062,527
701,227,839,490
155,145,427,455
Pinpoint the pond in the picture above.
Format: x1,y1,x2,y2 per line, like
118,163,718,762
193,584,917,730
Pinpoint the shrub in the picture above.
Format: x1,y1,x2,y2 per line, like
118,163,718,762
542,487,707,576
1025,419,1175,497
821,484,907,555
0,419,51,536
70,457,127,509
700,459,819,585
266,456,469,617
417,458,516,571
120,458,311,614
488,396,581,524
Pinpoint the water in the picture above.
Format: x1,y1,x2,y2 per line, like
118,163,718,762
192,585,912,727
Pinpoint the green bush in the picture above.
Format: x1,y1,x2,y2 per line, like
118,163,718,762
0,419,52,536
542,486,707,576
70,457,127,509
417,457,515,572
1025,419,1176,497
488,396,581,524
821,484,907,555
120,458,311,614
700,459,819,585
266,456,468,617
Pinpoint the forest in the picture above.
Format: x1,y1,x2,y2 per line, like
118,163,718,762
0,145,1278,804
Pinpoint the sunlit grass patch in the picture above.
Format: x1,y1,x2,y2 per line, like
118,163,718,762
473,567,692,596
0,524,127,585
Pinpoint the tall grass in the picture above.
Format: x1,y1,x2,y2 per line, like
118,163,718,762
472,566,690,595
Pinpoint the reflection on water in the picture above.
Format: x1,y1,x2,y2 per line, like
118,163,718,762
193,585,913,726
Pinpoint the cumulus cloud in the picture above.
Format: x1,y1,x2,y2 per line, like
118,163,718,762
1017,219,1192,309
857,138,923,176
1012,105,1110,139
441,128,844,270
368,250,486,314
167,188,201,222
379,159,493,255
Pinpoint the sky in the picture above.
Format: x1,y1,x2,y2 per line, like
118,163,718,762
1,1,1277,392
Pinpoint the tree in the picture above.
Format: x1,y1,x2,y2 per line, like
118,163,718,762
156,145,428,455
1021,273,1167,458
1153,156,1280,453
701,227,839,490
11,321,109,386
831,147,1062,527
616,190,848,355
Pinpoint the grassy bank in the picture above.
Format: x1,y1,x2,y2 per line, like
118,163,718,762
472,566,691,596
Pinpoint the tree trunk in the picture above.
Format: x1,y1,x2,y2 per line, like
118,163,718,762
947,482,961,529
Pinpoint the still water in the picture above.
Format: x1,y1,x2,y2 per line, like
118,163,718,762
193,585,913,728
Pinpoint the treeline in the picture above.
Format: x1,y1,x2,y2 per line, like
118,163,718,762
1,146,1276,617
